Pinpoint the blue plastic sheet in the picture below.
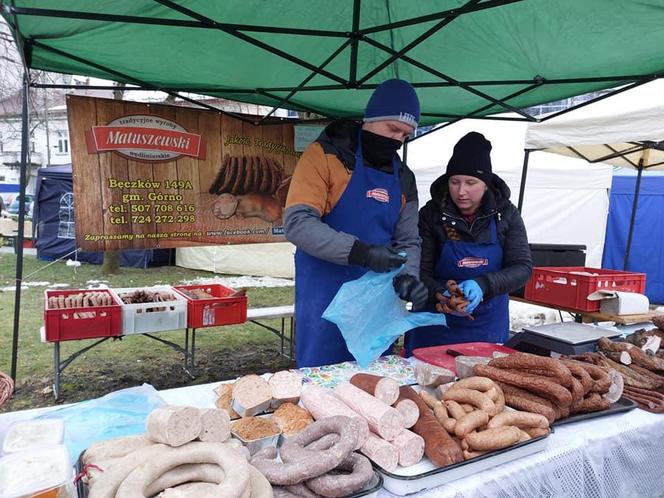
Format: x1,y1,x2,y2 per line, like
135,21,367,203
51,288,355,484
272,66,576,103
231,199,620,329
36,384,165,461
323,267,446,367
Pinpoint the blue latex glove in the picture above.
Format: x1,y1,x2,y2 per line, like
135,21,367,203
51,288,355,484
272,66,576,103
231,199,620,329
458,280,483,313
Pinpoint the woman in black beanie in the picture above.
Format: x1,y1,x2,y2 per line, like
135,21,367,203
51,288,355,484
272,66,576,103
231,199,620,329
404,132,532,355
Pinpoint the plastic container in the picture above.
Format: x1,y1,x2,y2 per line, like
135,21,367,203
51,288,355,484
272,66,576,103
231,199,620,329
0,445,76,498
173,284,247,328
2,419,65,454
230,418,281,455
110,285,187,334
412,342,516,374
43,289,122,342
524,266,646,312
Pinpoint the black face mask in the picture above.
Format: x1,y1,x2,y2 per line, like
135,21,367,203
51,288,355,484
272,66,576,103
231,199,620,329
360,130,402,168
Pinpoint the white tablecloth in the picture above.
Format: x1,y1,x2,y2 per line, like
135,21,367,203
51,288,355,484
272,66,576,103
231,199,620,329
155,382,664,498
1,382,663,498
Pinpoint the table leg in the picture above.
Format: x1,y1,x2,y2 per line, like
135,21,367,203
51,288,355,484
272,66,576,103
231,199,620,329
190,328,196,376
53,342,60,401
184,328,190,371
281,317,285,356
290,317,295,360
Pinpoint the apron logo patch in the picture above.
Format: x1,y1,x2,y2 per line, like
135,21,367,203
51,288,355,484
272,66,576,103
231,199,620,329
458,257,489,268
366,188,390,203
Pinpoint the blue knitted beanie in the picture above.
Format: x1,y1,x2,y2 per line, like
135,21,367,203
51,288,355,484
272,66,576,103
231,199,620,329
364,79,420,129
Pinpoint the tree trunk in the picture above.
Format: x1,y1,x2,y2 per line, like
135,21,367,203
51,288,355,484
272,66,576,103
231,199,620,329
101,251,120,275
101,82,126,276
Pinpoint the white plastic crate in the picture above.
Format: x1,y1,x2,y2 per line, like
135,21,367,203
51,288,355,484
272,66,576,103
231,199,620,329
109,285,187,335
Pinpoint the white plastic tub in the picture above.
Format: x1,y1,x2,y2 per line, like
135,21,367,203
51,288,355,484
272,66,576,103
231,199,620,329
2,419,65,454
0,445,76,498
110,286,187,334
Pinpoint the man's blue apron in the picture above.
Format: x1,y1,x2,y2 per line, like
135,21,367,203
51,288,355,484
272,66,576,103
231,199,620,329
404,217,509,356
294,133,402,367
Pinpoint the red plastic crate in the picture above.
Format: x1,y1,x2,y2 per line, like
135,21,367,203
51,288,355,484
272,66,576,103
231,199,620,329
524,266,646,312
173,284,248,328
43,289,123,342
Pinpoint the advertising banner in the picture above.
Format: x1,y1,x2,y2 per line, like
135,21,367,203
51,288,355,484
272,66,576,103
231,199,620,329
67,96,298,251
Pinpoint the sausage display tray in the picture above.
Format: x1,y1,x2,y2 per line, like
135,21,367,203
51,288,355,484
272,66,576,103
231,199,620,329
375,432,550,496
551,396,637,427
76,452,384,498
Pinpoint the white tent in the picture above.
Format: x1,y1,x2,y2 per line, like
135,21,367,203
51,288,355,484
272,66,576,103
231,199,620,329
406,118,613,268
525,80,664,170
523,79,664,269
177,242,295,278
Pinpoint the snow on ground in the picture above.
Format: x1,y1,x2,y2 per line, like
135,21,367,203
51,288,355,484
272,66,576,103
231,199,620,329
0,281,53,292
179,275,294,288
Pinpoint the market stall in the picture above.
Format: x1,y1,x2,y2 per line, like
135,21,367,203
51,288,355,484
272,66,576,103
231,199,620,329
1,347,663,497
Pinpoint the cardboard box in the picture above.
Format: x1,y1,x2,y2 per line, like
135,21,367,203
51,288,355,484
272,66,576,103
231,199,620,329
587,290,649,315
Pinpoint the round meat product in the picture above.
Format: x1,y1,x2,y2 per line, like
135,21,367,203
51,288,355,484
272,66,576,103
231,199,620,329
350,373,400,405
398,385,463,468
390,429,425,467
220,155,239,193
305,453,373,497
146,406,202,447
258,156,273,193
209,154,231,194
300,384,369,449
454,410,489,438
464,426,521,451
115,442,249,498
473,364,573,407
394,398,419,428
212,193,238,219
231,155,249,194
333,382,404,441
442,388,495,413
251,416,357,485
487,410,549,430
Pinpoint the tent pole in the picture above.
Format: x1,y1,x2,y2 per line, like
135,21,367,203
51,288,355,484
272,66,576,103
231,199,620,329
10,74,30,381
517,149,531,213
623,157,647,270
403,138,409,164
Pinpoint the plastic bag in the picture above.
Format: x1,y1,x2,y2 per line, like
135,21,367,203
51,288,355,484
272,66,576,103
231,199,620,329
36,383,165,461
323,267,446,367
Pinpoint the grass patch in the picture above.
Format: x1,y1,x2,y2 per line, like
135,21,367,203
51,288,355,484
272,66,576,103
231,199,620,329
0,252,294,411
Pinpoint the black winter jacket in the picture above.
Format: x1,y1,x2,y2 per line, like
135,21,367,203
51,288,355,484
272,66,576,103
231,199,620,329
419,173,532,302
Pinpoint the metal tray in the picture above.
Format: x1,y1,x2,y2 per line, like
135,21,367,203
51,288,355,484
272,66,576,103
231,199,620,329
76,451,383,498
376,432,550,496
552,396,637,427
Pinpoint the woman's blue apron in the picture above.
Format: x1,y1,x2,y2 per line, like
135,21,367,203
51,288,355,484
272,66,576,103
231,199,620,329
294,133,402,367
404,217,509,356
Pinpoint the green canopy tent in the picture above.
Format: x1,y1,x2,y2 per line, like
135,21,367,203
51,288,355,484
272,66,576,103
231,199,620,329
4,0,664,382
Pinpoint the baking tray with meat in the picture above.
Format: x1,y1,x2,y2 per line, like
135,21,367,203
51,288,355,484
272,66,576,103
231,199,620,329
75,451,384,498
375,431,550,495
551,396,637,427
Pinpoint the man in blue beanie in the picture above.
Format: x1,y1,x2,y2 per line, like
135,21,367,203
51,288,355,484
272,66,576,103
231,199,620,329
285,79,428,367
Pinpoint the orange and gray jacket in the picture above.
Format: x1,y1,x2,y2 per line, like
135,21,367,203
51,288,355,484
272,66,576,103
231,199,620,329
285,119,421,276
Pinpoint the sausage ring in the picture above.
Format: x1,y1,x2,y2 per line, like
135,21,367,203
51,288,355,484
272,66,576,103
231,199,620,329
251,416,357,485
304,453,373,498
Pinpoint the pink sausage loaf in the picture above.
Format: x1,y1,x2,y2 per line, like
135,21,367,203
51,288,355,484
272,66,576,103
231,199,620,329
391,429,425,467
333,381,405,441
300,384,369,449
360,433,398,472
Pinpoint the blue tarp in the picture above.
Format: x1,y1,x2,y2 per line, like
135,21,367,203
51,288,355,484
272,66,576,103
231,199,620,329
34,165,173,268
602,173,664,304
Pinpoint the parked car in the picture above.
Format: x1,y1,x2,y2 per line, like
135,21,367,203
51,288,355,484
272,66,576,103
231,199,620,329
6,194,34,218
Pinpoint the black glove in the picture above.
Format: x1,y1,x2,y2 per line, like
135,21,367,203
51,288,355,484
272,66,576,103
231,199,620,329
365,245,407,273
348,241,407,272
393,274,429,311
